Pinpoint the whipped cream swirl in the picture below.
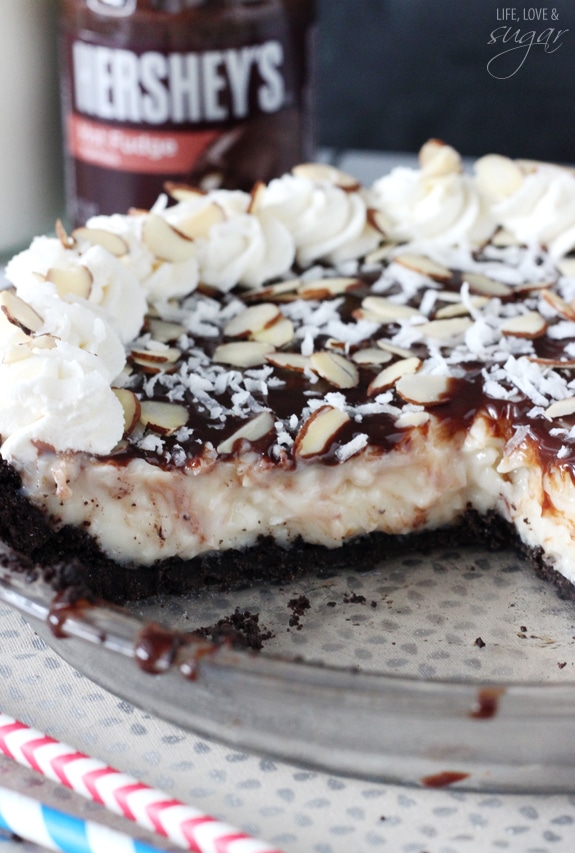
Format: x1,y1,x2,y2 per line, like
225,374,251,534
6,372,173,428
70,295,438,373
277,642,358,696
475,155,575,257
0,340,124,459
262,174,380,266
369,143,493,247
6,236,147,343
85,208,200,304
165,190,295,290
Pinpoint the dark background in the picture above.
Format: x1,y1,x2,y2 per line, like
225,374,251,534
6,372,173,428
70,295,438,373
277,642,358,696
316,0,575,162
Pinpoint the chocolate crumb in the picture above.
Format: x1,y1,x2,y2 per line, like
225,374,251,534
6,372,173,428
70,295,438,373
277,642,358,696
326,601,337,608
474,636,486,648
288,594,311,628
558,661,567,669
343,592,367,604
196,608,273,651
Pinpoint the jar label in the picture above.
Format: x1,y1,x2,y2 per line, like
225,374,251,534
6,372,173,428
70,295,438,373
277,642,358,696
67,114,221,173
70,39,287,129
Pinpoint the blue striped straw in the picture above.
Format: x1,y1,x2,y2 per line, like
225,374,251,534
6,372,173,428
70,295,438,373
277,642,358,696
0,786,168,853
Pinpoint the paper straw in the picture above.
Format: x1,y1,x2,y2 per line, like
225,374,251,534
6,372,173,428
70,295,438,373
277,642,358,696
0,712,282,853
0,785,167,853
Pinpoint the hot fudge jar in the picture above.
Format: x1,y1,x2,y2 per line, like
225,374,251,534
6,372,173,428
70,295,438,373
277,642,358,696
59,0,315,225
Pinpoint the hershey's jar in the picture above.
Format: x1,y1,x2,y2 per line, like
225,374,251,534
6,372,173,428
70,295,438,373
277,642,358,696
59,0,315,225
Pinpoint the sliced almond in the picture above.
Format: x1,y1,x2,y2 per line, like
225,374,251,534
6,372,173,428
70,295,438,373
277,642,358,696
364,240,396,265
0,290,43,334
295,406,350,458
545,397,575,419
434,290,464,304
131,346,181,365
501,311,548,339
110,439,130,455
0,309,29,346
325,338,347,352
541,289,575,321
55,219,75,249
1,343,33,363
164,182,206,202
434,296,488,319
376,340,415,359
112,388,141,436
416,317,473,340
292,163,360,192
557,257,575,278
224,303,281,339
433,302,467,320
176,201,225,239
395,411,431,428
146,318,186,343
145,303,162,319
140,400,188,435
248,180,266,215
216,411,274,455
266,351,311,372
351,347,392,366
252,316,294,347
528,356,575,368
129,356,179,375
513,280,553,296
243,279,301,303
30,333,58,351
366,208,391,238
142,213,195,263
361,296,423,323
393,254,452,282
367,356,422,396
2,333,58,363
463,272,512,298
396,373,454,406
475,154,524,200
72,227,129,257
419,139,461,176
213,341,275,368
46,264,93,299
310,351,359,389
297,277,362,300
352,307,387,323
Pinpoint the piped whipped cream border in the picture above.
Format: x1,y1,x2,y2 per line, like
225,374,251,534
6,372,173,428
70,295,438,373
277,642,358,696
2,140,575,460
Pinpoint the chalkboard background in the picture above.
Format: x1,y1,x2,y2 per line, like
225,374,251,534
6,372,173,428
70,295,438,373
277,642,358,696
316,0,575,163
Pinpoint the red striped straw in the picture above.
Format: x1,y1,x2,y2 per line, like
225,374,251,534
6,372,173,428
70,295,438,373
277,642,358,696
0,712,283,853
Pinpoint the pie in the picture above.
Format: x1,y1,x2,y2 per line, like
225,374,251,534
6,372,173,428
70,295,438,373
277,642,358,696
2,140,575,603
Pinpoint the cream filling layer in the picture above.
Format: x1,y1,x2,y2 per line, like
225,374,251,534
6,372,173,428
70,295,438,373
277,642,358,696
13,413,575,582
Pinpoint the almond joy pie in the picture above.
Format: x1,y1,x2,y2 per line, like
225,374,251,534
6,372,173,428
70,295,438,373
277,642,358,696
2,140,575,603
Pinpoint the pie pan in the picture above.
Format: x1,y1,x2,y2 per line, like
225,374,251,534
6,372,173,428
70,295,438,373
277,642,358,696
2,539,575,793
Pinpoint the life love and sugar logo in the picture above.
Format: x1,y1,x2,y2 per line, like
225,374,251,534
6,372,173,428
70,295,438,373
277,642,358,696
487,5,569,78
